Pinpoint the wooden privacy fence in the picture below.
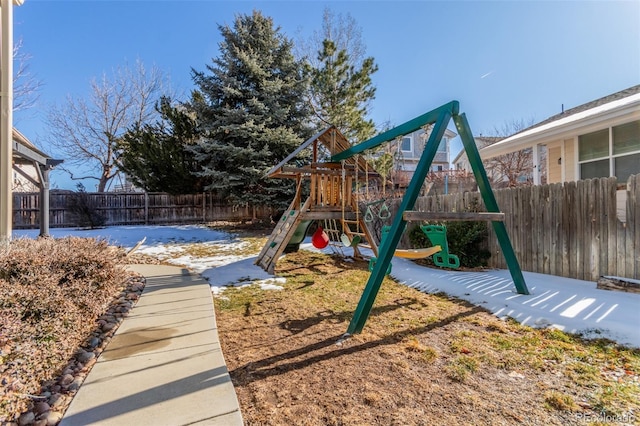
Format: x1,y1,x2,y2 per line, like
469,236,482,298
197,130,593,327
389,174,639,282
13,192,270,229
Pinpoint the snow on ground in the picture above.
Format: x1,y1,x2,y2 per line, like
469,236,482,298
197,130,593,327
14,225,282,294
15,225,640,348
304,242,640,348
16,225,228,248
207,257,286,296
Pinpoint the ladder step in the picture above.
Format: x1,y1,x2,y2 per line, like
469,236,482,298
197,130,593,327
255,197,312,272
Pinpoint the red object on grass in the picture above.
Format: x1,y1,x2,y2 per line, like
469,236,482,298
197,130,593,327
311,226,330,249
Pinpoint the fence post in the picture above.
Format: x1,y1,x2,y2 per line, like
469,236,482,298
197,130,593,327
144,192,149,225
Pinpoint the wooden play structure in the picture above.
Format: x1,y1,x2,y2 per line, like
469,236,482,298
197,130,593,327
255,125,448,273
257,101,531,334
254,126,450,275
254,127,380,274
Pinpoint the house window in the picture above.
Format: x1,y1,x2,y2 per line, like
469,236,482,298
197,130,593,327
578,129,608,162
580,159,609,179
578,120,640,181
615,153,640,182
613,120,639,155
614,121,640,181
401,136,412,152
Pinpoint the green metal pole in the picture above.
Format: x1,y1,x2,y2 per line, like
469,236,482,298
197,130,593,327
452,114,530,295
346,110,454,334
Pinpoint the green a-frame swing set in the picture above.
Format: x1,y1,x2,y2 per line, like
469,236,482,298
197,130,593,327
331,101,531,335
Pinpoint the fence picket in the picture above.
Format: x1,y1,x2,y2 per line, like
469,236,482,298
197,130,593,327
630,175,639,278
541,184,550,274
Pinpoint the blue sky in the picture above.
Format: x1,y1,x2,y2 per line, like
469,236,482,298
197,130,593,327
13,0,640,190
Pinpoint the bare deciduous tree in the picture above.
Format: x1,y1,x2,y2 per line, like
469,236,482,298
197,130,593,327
298,7,378,143
483,118,547,187
45,60,168,192
485,148,535,187
297,7,367,68
13,37,43,114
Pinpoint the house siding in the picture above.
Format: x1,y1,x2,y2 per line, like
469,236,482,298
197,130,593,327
410,131,422,160
548,146,562,183
565,139,576,181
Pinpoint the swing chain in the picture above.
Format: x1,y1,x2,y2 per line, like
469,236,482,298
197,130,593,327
354,155,360,232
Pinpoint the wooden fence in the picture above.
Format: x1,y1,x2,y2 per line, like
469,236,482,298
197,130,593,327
13,175,639,281
390,174,639,281
13,192,270,229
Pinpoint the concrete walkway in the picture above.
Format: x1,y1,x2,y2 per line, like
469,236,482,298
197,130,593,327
60,264,243,426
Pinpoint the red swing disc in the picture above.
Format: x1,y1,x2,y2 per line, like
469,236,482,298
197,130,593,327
311,226,330,249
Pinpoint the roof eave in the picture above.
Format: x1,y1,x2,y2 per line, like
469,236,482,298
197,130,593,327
480,98,640,159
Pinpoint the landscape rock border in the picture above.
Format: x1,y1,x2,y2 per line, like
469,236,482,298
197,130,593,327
10,274,146,426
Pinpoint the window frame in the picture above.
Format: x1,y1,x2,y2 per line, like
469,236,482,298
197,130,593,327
578,120,640,181
400,135,413,153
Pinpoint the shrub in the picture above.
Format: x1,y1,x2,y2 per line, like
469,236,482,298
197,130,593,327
0,237,130,422
408,219,491,268
67,183,106,229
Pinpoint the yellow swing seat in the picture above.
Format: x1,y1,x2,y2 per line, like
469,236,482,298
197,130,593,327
393,245,441,259
368,227,442,274
381,225,442,259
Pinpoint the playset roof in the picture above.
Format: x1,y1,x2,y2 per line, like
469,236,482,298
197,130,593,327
265,126,371,179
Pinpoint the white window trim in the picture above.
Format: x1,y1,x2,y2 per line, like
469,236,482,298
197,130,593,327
609,126,614,177
560,139,566,182
401,135,413,153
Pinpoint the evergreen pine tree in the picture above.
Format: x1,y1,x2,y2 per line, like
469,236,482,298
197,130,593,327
309,39,378,144
189,11,312,211
117,97,205,194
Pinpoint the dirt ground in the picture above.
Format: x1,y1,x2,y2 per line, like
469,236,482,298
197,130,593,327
214,250,639,426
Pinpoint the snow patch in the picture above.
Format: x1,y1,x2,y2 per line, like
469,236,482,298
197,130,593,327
15,225,640,348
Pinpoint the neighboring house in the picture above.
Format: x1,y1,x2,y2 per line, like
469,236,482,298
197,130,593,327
479,85,640,185
387,127,457,187
111,173,143,192
453,136,502,180
453,136,543,186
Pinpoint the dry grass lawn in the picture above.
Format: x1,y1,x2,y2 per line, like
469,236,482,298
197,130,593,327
215,250,640,426
2,226,637,425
